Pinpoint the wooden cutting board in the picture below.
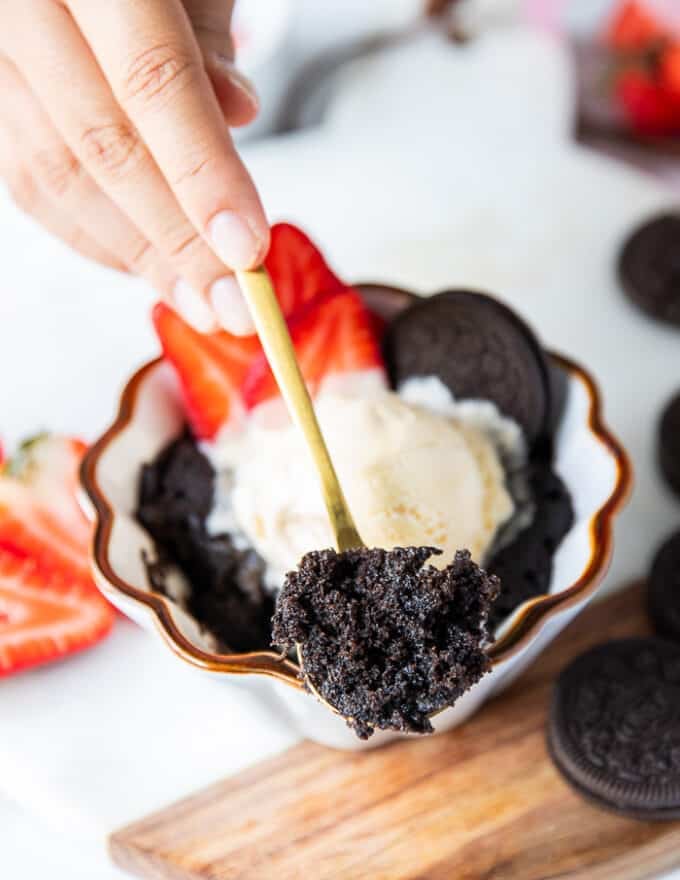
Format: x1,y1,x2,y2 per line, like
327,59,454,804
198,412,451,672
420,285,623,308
110,583,680,880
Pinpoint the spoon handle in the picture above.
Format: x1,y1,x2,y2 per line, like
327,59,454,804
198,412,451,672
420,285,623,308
236,267,363,552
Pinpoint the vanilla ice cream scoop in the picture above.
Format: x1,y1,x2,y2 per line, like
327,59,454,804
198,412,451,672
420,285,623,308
207,388,514,586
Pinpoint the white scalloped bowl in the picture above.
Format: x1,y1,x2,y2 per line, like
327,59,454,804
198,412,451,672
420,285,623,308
81,287,631,750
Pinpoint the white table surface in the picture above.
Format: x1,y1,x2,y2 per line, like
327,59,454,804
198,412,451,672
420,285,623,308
2,24,680,879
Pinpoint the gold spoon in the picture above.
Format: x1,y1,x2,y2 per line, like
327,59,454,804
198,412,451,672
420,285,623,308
236,268,364,555
236,267,365,709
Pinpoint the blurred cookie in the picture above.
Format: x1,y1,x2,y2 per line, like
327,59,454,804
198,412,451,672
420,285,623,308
659,391,680,498
648,531,680,643
548,638,680,820
383,290,551,445
619,213,680,327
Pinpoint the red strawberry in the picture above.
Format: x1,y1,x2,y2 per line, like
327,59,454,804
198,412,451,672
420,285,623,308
0,435,93,582
264,223,347,318
155,224,385,436
0,551,113,676
243,289,386,411
607,1,665,50
616,68,680,134
660,44,680,97
153,302,262,440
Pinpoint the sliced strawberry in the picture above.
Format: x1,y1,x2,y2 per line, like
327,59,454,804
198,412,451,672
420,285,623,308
153,302,262,440
264,223,347,318
155,224,384,435
0,435,92,582
0,551,113,676
243,289,386,410
606,1,665,50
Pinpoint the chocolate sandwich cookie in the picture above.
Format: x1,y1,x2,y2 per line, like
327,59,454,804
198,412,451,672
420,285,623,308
659,391,680,498
648,531,680,643
487,463,574,630
383,290,551,445
548,638,680,820
618,213,680,327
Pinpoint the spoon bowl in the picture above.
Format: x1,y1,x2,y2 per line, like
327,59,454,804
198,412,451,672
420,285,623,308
236,268,367,711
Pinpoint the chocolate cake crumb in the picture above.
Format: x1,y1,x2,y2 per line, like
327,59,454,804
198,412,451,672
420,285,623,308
271,546,499,739
137,433,273,652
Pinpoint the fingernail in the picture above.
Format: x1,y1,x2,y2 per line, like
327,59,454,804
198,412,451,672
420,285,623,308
208,210,262,271
213,57,259,110
210,276,255,336
172,279,218,333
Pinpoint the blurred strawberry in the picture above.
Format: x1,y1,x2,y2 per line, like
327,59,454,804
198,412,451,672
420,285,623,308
602,1,680,136
0,435,93,581
0,434,115,676
0,551,113,677
660,43,680,96
606,0,666,50
616,67,680,134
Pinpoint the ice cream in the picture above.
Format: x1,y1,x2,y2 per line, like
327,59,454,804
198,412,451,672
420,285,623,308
206,378,517,587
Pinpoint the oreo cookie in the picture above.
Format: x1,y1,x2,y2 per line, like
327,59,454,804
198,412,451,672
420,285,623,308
659,391,680,498
618,213,680,327
487,463,573,630
548,638,680,820
383,290,551,445
546,356,569,442
648,532,680,643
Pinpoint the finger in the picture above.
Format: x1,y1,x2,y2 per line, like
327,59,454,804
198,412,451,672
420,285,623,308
204,52,259,128
68,0,269,270
0,72,123,271
5,166,126,271
2,3,247,333
183,0,259,127
0,56,165,282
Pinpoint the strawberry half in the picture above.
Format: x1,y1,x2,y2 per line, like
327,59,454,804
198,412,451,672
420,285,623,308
0,551,113,677
0,435,93,582
264,223,347,318
243,288,387,411
153,302,262,440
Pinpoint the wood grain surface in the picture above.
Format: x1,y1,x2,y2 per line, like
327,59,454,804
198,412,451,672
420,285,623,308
111,583,680,880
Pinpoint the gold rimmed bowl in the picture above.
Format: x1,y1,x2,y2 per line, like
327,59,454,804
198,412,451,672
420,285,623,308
81,285,631,750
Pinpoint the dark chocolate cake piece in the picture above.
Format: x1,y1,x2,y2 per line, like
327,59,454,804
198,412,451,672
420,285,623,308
137,433,273,652
271,546,499,739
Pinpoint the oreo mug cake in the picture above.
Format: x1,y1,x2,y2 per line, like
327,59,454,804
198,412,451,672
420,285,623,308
136,223,573,739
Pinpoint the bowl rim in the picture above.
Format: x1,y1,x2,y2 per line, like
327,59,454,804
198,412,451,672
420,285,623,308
81,298,632,689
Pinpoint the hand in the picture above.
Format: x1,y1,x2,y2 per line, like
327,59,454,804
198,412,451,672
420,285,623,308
0,0,268,335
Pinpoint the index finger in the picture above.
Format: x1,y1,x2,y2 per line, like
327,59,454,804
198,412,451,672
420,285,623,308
67,0,269,271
